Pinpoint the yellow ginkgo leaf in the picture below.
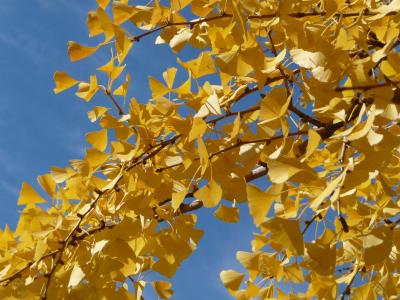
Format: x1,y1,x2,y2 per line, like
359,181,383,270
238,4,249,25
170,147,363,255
171,0,191,11
197,138,208,176
97,54,125,82
86,129,108,151
169,28,193,52
310,167,347,211
112,2,134,25
50,166,75,183
97,54,115,74
37,174,56,198
152,281,174,300
229,113,241,140
68,41,98,62
113,73,131,97
162,67,177,90
34,239,48,261
283,263,304,283
194,92,222,118
305,242,336,275
88,106,110,122
220,270,244,291
367,129,384,146
53,71,79,94
188,117,207,142
68,265,85,290
178,51,216,78
246,184,279,226
262,217,304,256
86,148,110,168
152,259,180,279
87,10,103,37
235,251,261,275
114,25,133,63
290,49,332,82
96,0,110,9
352,284,377,300
363,225,393,265
259,88,290,123
149,76,169,99
171,187,189,211
301,129,321,162
17,182,47,205
267,160,301,184
76,75,99,101
290,49,325,69
194,179,222,208
96,7,115,42
231,0,247,43
348,105,376,142
214,204,239,223
173,74,191,97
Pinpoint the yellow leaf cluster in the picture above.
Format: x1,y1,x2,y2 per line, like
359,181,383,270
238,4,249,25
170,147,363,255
2,0,400,299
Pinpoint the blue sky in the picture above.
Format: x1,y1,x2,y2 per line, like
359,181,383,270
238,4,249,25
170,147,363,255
0,1,258,298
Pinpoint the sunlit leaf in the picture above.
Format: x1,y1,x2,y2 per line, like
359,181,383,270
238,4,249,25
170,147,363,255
214,204,239,223
220,270,244,291
53,71,79,94
86,129,108,151
194,179,222,208
363,225,393,265
68,265,85,290
17,182,47,205
68,41,98,62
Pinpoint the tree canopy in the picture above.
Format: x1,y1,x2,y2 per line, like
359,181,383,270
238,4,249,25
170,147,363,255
1,0,400,298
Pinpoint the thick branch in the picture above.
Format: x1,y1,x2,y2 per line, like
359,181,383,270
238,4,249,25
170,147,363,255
178,200,203,215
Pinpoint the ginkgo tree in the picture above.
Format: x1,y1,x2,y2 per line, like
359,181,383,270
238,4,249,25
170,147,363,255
1,0,400,299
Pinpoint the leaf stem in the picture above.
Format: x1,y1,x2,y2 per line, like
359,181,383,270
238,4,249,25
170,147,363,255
100,86,125,115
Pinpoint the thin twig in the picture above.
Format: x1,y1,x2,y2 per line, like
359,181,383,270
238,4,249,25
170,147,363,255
0,221,114,286
335,80,400,91
100,86,125,115
155,130,307,173
302,213,322,235
336,140,350,233
268,31,326,128
129,10,385,43
41,189,106,299
339,268,358,300
288,104,327,127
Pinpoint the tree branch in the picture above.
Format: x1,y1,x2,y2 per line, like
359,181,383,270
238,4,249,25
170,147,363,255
335,80,400,91
339,268,358,300
288,104,327,128
337,141,350,233
0,221,115,287
129,10,385,43
100,86,125,115
302,213,322,235
155,129,307,173
40,189,107,299
268,31,327,128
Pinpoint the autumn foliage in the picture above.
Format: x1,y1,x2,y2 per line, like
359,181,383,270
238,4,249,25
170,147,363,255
1,0,400,298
